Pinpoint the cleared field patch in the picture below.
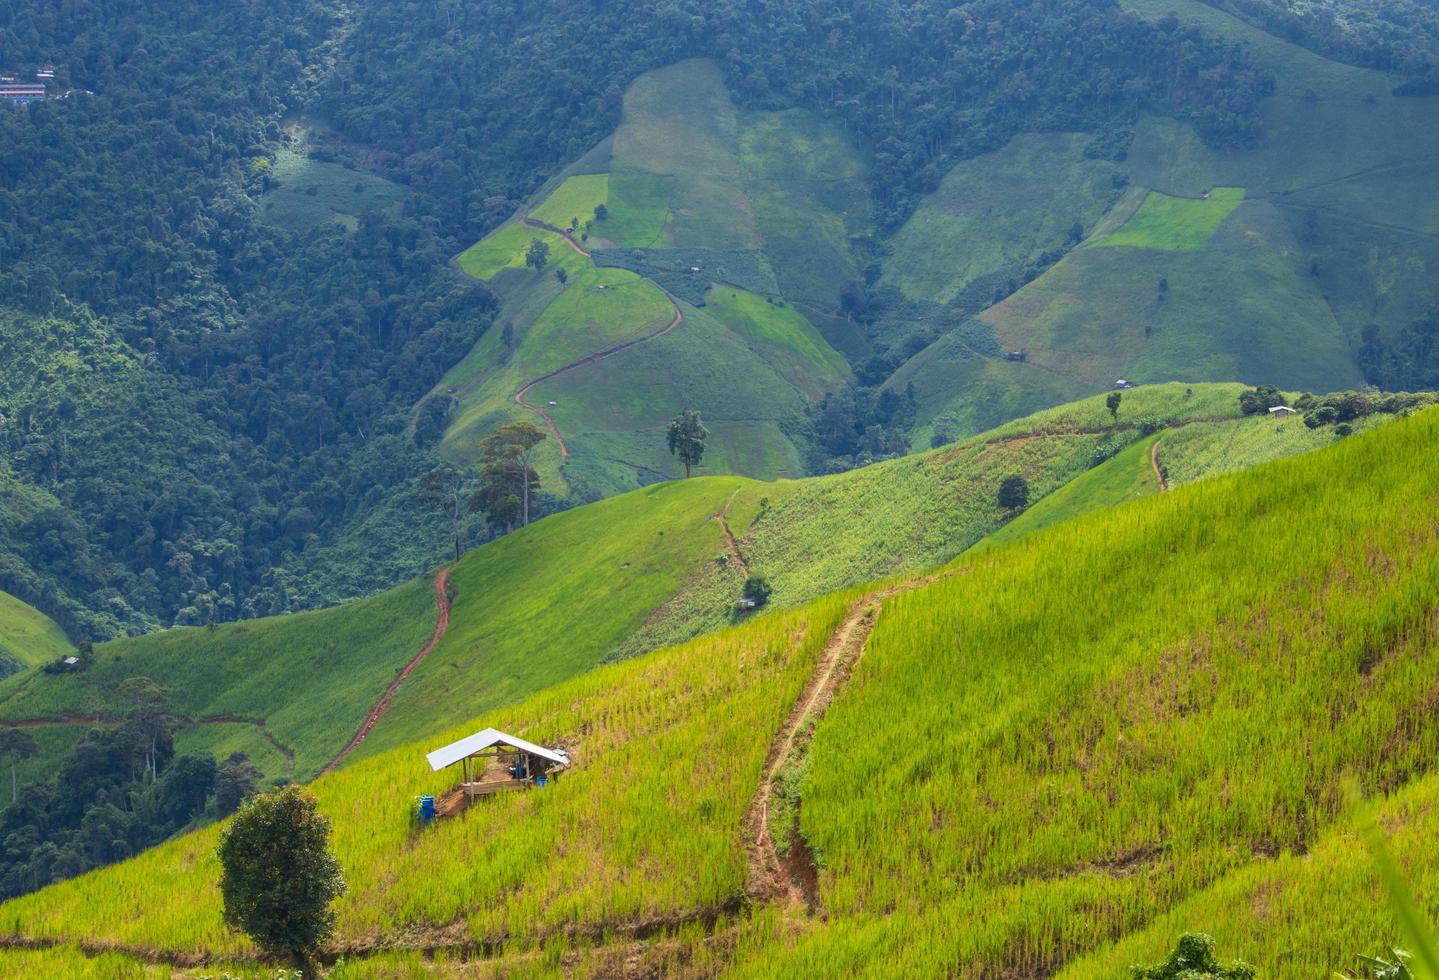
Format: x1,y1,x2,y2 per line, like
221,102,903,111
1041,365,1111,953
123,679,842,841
455,223,584,282
0,589,73,671
978,199,1361,396
258,148,408,233
882,132,1125,304
598,170,672,248
528,173,608,231
520,268,674,376
1091,187,1244,251
738,108,871,313
702,286,849,396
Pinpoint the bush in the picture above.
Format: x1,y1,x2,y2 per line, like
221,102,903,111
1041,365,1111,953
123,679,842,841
218,787,346,965
742,574,773,608
1131,934,1255,979
997,475,1030,511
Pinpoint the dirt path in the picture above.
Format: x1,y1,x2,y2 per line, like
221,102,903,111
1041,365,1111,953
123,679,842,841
1151,439,1168,492
746,593,884,908
717,489,749,574
513,298,684,457
522,216,592,258
319,567,452,776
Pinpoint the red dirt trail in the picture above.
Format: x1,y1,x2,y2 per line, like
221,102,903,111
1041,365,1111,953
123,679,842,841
319,567,452,776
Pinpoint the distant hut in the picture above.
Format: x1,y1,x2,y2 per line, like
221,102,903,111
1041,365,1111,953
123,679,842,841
1268,405,1297,417
1005,350,1026,362
425,728,569,810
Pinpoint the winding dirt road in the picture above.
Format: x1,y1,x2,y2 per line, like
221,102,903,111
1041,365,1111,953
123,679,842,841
319,567,453,776
1151,439,1168,492
513,299,684,457
510,217,685,456
717,489,749,574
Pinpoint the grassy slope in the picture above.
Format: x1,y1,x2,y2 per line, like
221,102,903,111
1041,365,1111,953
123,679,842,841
0,577,438,782
1091,187,1245,250
348,475,762,761
1120,0,1439,356
5,406,1437,977
622,383,1335,657
881,132,1126,305
894,0,1439,438
440,59,859,497
0,475,761,785
257,148,408,233
0,593,855,961
723,405,1439,978
977,199,1361,391
0,590,73,670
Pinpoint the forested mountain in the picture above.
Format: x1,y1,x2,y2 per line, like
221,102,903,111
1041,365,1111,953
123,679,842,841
0,0,1279,636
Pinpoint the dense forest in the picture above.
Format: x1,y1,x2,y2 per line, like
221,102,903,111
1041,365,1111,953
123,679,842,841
325,0,1272,231
0,0,1272,636
1199,0,1439,91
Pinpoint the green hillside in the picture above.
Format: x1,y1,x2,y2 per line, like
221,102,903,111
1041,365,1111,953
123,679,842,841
439,60,862,497
2,405,1435,977
0,591,73,674
0,382,1397,796
884,0,1439,440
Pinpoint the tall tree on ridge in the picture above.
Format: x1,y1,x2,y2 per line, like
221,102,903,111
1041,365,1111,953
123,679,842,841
668,410,708,479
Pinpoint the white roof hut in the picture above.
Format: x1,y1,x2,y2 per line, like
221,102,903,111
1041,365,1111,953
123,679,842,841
426,728,569,800
1268,405,1297,417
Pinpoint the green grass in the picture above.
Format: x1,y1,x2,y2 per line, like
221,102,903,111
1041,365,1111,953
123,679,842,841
722,405,1439,978
528,173,608,231
882,132,1125,304
972,200,1361,393
595,170,671,248
701,285,850,395
6,405,1438,977
455,224,587,282
0,590,73,671
0,593,854,960
347,475,766,760
257,148,408,233
0,577,438,781
1091,187,1245,251
975,435,1160,551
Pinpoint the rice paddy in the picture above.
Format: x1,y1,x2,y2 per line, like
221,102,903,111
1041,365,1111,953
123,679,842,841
1091,187,1245,251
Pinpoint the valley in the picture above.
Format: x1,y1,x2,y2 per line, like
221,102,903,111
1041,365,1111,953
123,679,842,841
4,0,1439,975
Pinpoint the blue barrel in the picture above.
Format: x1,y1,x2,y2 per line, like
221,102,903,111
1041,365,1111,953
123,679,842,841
536,775,548,788
418,795,436,824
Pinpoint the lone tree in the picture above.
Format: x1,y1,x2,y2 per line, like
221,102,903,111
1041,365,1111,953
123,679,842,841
667,409,708,479
593,203,608,221
1131,934,1254,979
1106,391,1123,421
742,574,773,608
0,728,37,804
997,474,1030,512
218,786,346,969
473,420,547,528
524,238,549,272
419,465,471,562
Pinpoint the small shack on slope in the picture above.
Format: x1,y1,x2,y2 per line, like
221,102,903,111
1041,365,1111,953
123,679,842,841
426,728,570,807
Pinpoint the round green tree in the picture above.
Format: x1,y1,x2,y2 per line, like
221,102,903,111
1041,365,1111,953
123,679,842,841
218,786,346,965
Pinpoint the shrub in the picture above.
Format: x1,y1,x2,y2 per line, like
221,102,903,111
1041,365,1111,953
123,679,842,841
1130,933,1255,979
218,787,346,965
